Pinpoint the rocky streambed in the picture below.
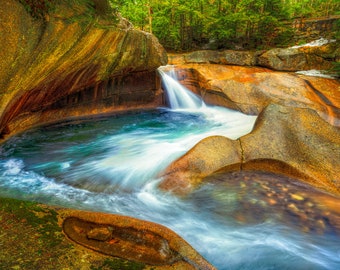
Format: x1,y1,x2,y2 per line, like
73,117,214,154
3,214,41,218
0,0,339,268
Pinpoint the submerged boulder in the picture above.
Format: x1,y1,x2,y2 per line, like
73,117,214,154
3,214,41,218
159,104,340,196
0,0,167,139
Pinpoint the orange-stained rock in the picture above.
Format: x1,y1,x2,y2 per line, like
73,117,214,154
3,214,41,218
162,64,340,126
60,209,216,269
159,104,340,197
240,104,340,195
0,0,167,139
159,136,241,195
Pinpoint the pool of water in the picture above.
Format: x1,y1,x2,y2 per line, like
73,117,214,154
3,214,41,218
0,108,339,269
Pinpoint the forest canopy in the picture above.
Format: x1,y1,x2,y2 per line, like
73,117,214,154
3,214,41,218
109,0,340,51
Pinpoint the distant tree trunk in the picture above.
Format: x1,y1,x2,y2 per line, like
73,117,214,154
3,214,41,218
148,4,153,34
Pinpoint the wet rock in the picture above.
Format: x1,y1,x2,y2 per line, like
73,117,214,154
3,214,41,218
87,227,112,242
287,203,300,216
163,64,340,126
0,0,167,139
61,209,216,269
158,135,241,195
291,194,304,201
159,104,340,197
240,104,340,196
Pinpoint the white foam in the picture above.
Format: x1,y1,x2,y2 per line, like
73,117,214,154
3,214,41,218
296,69,337,79
291,37,336,49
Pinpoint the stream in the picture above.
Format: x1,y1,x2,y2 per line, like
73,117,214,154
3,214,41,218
0,70,339,269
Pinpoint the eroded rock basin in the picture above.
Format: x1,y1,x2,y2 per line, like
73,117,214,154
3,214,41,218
0,107,339,269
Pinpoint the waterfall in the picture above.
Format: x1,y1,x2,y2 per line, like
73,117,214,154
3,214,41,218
159,69,204,110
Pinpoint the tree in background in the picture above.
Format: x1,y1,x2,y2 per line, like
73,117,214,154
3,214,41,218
110,0,340,51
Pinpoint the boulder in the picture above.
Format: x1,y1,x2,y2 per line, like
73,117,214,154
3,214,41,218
168,40,340,72
159,104,340,197
168,50,258,66
257,41,338,71
61,209,216,269
0,0,167,139
159,136,241,195
240,104,340,196
163,64,340,126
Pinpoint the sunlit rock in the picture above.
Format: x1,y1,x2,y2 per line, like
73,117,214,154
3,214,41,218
164,64,340,126
0,0,167,139
257,40,338,71
257,47,332,71
168,50,258,66
61,209,216,269
159,104,340,197
159,135,241,195
240,104,340,195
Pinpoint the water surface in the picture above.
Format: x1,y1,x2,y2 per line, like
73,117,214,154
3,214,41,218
0,108,339,270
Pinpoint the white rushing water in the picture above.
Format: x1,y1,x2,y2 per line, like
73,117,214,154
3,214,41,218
291,37,336,49
0,69,339,269
296,69,337,79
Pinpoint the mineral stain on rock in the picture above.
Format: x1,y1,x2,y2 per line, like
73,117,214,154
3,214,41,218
63,217,180,265
61,212,216,269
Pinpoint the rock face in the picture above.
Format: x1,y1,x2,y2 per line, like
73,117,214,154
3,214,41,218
168,40,339,72
161,64,340,126
168,50,259,66
160,52,340,197
257,41,338,71
159,104,340,196
61,209,216,269
0,0,167,139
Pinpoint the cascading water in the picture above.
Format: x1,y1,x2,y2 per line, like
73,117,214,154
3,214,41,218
0,68,339,269
159,69,204,110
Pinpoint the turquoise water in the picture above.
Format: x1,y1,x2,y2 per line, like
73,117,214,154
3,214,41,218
0,108,339,269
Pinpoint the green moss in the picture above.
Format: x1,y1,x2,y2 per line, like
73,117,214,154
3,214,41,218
0,197,62,247
90,258,146,270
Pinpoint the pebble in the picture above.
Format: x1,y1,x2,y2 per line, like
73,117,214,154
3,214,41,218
267,198,277,206
316,219,326,230
87,227,112,241
287,203,300,215
291,193,304,201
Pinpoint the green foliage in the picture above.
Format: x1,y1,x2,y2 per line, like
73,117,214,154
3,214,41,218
331,62,340,78
108,0,340,50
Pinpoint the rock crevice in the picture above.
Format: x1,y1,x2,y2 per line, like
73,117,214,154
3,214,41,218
159,104,340,197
